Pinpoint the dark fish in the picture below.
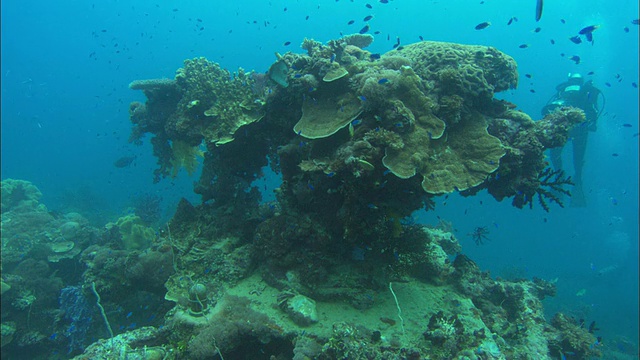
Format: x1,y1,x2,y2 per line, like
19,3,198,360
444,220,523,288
525,74,532,78
529,89,536,93
533,26,541,32
632,82,638,88
114,155,136,168
579,25,600,35
507,17,514,25
550,39,555,44
363,15,373,21
605,82,611,87
632,19,639,25
348,20,355,25
305,15,309,20
378,78,389,84
519,44,529,48
622,123,633,127
358,95,367,101
475,21,491,30
419,35,424,41
569,35,582,44
359,24,370,34
366,4,373,9
587,71,595,75
535,0,543,21
569,55,581,64
369,53,381,60
611,153,619,157
380,0,389,3
585,32,593,43
283,41,291,46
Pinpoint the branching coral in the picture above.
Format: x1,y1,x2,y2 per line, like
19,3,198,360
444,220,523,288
512,167,574,212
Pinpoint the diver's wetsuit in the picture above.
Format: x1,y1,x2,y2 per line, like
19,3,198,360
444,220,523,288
541,77,602,207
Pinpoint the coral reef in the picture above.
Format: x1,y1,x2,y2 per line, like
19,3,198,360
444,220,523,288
1,35,603,360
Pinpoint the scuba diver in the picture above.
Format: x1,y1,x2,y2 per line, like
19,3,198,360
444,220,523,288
541,73,605,207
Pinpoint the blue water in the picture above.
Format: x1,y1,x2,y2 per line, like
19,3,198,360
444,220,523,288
2,0,638,349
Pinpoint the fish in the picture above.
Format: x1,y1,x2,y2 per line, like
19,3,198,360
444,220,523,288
358,95,367,101
569,35,582,44
611,153,619,157
550,39,555,44
507,17,514,25
351,119,362,126
569,55,581,64
475,21,491,30
560,19,566,24
380,0,389,3
283,41,291,46
378,78,389,84
114,155,136,168
525,74,532,78
533,26,541,33
519,44,529,48
348,20,355,25
359,24,370,34
419,35,424,41
585,32,594,43
579,25,600,35
622,123,632,127
535,0,543,21
369,53,381,60
632,19,639,25
366,4,373,9
624,27,629,33
363,15,373,21
632,82,638,88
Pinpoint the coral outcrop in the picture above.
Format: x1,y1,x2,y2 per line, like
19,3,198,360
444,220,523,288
8,34,594,360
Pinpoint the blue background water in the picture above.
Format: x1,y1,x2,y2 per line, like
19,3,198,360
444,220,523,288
2,0,638,346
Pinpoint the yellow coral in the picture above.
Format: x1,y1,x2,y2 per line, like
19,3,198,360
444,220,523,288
111,214,156,251
170,140,203,178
